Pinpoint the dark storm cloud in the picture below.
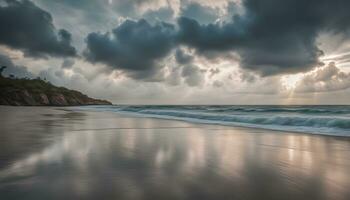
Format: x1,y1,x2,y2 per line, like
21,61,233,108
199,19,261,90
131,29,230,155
175,49,193,65
84,19,176,79
0,0,76,58
177,17,244,51
0,53,34,78
84,0,350,79
177,0,350,76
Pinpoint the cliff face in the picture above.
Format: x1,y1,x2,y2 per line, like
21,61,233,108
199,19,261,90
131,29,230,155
0,77,112,106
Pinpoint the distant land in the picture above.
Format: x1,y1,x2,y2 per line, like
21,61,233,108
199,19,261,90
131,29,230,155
0,67,112,106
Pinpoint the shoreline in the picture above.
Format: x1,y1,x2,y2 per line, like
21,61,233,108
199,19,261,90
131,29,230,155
65,106,350,139
1,105,349,138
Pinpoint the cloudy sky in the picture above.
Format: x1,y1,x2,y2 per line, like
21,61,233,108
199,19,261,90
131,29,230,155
1,0,350,104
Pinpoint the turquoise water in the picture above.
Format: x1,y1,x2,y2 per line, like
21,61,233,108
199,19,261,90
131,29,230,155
77,105,350,136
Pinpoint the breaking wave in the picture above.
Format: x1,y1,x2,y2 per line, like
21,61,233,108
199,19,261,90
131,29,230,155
74,105,350,136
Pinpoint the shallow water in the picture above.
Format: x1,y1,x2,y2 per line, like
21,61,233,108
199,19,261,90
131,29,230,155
0,106,350,200
76,105,350,136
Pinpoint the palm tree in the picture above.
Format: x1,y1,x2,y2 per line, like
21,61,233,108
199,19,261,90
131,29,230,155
0,66,7,77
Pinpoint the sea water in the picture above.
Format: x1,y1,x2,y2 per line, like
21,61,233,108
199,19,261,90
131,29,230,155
75,105,350,136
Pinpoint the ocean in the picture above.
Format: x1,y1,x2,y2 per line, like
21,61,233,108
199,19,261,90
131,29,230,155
1,106,350,200
76,105,350,136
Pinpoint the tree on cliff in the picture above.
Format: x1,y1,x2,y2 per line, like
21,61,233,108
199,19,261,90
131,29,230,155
0,66,6,77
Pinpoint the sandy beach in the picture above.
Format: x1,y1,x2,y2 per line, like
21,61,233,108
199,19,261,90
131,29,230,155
0,106,349,200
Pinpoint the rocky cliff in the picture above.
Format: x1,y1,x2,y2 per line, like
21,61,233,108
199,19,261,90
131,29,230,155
0,76,112,106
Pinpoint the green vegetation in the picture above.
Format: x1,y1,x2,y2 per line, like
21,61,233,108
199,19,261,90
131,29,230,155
0,68,111,106
1,76,86,98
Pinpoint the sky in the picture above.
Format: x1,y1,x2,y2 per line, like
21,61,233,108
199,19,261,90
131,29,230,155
1,0,350,104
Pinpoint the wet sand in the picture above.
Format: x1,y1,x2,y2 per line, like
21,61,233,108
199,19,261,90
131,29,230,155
0,106,350,200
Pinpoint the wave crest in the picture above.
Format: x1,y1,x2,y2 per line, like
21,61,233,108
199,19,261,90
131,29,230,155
75,105,350,136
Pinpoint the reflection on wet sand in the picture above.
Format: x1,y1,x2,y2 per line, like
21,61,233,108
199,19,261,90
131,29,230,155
0,107,350,200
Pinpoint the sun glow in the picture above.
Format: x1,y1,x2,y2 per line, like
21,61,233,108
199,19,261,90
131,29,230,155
63,69,74,77
281,74,303,90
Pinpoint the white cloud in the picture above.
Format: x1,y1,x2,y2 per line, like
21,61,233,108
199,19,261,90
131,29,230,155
295,62,350,93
